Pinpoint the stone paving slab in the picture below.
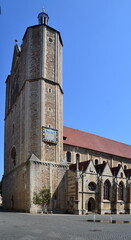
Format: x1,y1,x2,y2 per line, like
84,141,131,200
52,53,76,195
0,212,131,240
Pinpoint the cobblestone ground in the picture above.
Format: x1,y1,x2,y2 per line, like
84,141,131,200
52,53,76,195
0,212,131,240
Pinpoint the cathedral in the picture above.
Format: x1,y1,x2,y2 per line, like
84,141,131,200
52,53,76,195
3,11,131,214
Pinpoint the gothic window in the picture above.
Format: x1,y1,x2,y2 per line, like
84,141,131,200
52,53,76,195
76,153,80,163
118,182,124,200
11,146,16,166
95,159,98,165
88,182,96,191
66,151,71,163
104,180,111,200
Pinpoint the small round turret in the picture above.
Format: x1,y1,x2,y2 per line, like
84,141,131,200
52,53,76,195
38,9,49,25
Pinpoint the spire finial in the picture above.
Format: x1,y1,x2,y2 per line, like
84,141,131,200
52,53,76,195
42,7,45,12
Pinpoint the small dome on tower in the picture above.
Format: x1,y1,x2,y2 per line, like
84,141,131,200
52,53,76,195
38,9,49,25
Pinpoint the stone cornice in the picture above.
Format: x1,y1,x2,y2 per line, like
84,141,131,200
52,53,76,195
30,159,68,169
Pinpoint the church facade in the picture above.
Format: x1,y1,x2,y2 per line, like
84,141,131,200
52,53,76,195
3,11,131,214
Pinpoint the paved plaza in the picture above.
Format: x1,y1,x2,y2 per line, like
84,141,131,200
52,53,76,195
0,211,131,240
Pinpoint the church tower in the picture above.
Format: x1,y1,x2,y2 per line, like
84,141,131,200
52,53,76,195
3,11,67,213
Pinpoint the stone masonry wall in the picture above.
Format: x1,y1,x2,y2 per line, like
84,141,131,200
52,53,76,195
2,163,30,212
4,23,64,212
29,158,67,213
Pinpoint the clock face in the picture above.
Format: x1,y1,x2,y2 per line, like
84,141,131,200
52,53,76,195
42,127,58,144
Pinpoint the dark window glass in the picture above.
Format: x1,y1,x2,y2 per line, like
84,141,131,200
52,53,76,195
66,152,71,163
11,147,16,166
95,159,98,165
104,180,110,200
76,154,80,163
118,182,124,200
124,165,127,170
88,182,96,191
121,172,123,178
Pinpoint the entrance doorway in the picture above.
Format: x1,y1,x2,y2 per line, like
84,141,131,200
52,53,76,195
88,198,95,212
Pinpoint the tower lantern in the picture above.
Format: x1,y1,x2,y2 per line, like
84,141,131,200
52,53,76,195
38,9,49,25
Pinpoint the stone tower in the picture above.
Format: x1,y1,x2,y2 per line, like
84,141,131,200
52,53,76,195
3,11,67,213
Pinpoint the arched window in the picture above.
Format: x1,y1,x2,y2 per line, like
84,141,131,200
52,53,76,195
118,182,124,200
120,172,123,178
11,146,16,166
104,180,111,200
66,152,71,163
95,159,98,165
76,153,80,163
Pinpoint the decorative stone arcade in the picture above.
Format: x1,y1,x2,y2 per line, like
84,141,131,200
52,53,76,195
67,161,131,215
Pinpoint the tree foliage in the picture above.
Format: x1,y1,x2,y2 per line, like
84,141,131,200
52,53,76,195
33,187,51,206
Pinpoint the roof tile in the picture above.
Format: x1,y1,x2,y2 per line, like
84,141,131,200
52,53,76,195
69,160,90,172
63,126,131,160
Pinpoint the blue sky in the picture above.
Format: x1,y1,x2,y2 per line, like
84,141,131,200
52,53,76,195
1,0,131,180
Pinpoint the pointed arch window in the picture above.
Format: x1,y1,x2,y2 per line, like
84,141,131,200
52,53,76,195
66,151,71,163
120,172,123,178
104,180,111,200
95,159,98,165
118,182,124,200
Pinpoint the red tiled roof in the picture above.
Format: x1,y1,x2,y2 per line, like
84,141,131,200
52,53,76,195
111,166,121,176
124,169,131,178
95,163,106,174
69,160,90,172
63,126,131,160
